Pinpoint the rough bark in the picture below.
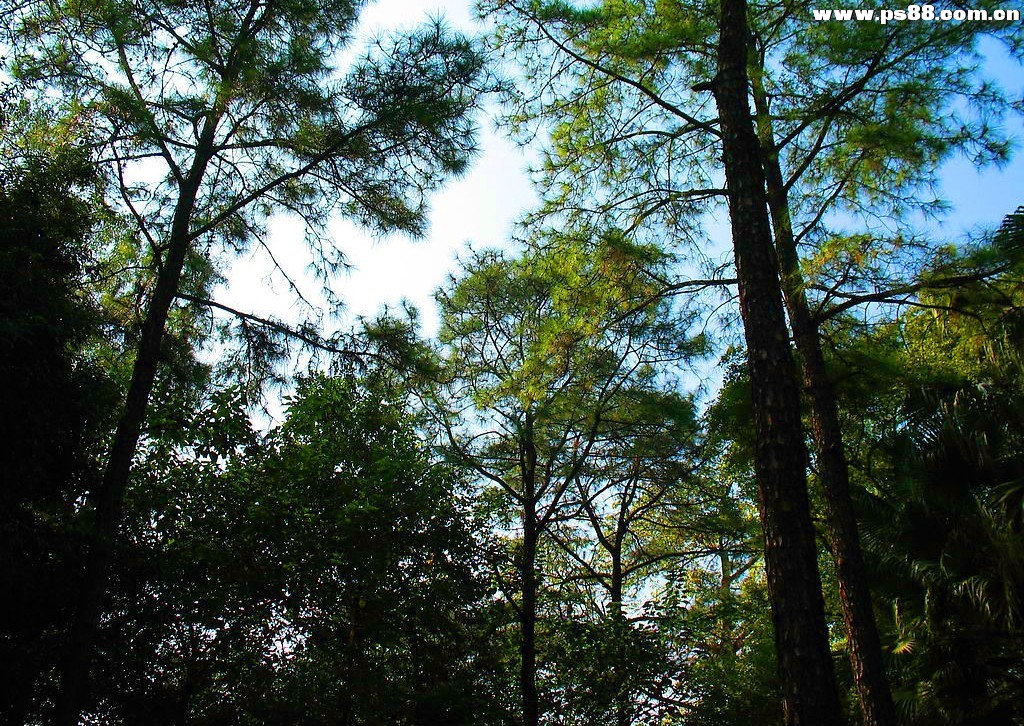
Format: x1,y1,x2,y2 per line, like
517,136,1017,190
750,64,897,726
711,0,843,723
53,133,215,726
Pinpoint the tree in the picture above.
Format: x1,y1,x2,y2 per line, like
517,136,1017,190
2,2,486,720
710,0,843,719
73,369,503,724
534,388,697,723
485,1,842,719
434,237,703,724
817,208,1024,722
482,1,1021,721
745,15,1020,721
0,143,116,725
674,357,788,725
540,387,714,724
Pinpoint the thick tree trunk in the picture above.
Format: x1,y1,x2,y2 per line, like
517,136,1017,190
749,66,897,726
53,153,211,726
712,0,843,723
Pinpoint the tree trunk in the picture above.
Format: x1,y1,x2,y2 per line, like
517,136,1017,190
520,414,540,726
711,0,843,723
749,65,897,726
521,508,539,726
53,146,212,726
609,543,629,726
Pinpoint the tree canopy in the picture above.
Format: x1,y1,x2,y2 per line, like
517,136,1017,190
1,2,1022,725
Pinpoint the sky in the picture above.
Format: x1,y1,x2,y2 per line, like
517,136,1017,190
220,0,538,339
219,0,1024,347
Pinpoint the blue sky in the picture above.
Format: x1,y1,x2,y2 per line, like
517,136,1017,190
935,35,1024,235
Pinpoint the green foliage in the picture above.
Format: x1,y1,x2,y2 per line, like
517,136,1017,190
666,568,783,726
0,147,122,724
89,371,507,724
542,609,687,724
831,213,1024,723
0,146,106,502
2,0,487,373
486,0,1023,329
435,237,716,721
676,364,789,725
5,0,1024,722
